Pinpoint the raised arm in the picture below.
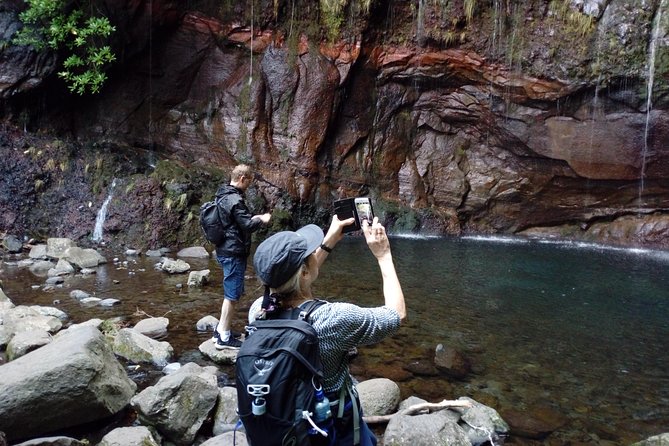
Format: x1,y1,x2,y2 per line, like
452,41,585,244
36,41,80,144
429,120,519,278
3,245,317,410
362,217,406,322
313,214,355,267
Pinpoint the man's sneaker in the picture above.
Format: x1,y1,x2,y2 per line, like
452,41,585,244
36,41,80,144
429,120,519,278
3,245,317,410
211,324,242,342
214,335,242,350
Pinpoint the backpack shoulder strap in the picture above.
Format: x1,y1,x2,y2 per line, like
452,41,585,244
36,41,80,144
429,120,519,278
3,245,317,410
297,299,327,322
274,299,327,322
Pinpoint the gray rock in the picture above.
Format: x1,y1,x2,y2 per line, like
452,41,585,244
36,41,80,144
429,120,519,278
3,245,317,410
80,297,102,306
383,410,471,446
357,378,401,416
162,362,182,374
46,238,75,259
3,305,62,336
69,290,90,300
113,328,173,367
97,426,160,446
16,259,34,268
131,362,219,445
2,235,23,253
62,247,106,269
66,318,103,331
434,343,471,379
177,246,210,258
188,269,210,287
0,325,13,350
0,326,137,441
29,260,55,275
45,276,64,285
0,287,14,311
455,397,509,445
212,386,239,435
28,244,48,260
160,258,191,274
631,433,669,446
29,305,67,321
199,339,238,365
99,298,121,307
134,317,169,339
196,315,218,332
47,258,75,277
200,431,249,446
12,435,87,446
6,329,52,361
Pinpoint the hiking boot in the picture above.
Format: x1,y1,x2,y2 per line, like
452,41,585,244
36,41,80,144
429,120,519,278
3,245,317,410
214,335,242,350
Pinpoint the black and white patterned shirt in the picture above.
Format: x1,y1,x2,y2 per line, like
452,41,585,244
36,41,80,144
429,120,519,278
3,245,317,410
248,298,401,393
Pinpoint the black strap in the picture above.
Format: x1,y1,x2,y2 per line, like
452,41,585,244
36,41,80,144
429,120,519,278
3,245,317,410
274,299,326,322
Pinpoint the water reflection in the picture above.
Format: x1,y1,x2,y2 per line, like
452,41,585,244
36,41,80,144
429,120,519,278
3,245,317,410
1,236,668,444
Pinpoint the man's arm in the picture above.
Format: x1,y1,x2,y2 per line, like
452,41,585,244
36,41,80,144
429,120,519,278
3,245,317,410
231,201,269,232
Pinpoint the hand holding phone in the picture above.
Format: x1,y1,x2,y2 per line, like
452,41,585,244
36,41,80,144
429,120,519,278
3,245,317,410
334,197,375,233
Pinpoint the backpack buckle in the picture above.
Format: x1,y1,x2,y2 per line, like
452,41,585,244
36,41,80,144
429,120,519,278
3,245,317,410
247,384,270,396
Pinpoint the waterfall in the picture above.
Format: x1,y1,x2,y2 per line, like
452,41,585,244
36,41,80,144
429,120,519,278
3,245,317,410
92,178,117,243
639,0,667,206
416,0,425,45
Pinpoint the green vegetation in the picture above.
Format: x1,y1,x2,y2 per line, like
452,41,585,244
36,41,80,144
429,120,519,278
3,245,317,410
549,0,594,38
464,0,476,23
13,0,116,94
320,0,346,42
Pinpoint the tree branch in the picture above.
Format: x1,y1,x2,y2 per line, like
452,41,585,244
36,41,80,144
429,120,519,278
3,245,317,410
363,399,473,424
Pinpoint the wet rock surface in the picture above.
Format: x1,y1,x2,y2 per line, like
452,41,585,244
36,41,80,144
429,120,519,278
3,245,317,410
0,1,668,249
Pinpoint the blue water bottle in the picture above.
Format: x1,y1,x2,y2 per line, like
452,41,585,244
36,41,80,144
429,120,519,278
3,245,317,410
313,387,332,423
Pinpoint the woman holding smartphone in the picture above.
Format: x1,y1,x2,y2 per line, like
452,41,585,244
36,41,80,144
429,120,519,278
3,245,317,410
248,215,406,446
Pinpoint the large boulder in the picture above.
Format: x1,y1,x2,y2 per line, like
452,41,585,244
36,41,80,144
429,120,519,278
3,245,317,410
61,246,107,269
0,326,137,441
131,362,219,445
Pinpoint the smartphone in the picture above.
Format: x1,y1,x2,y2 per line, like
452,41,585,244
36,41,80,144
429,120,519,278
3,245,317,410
334,197,375,233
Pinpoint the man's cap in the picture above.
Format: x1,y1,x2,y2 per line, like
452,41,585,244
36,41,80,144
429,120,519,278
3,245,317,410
253,224,324,288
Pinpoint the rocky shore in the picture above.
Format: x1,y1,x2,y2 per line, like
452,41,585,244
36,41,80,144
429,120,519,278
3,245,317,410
0,237,511,446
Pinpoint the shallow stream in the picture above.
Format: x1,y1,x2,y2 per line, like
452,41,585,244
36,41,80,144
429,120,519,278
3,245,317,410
2,235,668,444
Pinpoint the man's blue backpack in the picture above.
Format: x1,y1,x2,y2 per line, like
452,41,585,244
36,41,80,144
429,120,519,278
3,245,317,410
235,300,329,446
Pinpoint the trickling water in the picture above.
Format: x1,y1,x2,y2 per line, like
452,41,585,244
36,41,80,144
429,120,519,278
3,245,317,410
639,0,666,206
92,179,118,242
249,0,254,85
416,0,425,45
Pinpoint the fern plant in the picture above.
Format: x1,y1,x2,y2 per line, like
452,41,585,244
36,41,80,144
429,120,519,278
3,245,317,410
12,0,117,94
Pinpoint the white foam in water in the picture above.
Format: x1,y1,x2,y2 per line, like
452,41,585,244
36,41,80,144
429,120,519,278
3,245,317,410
464,234,669,263
390,232,441,240
461,234,530,244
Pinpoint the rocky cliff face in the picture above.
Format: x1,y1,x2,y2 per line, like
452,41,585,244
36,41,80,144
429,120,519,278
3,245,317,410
1,0,668,249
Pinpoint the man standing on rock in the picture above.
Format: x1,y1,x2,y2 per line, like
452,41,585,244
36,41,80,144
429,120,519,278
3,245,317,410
212,164,271,349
